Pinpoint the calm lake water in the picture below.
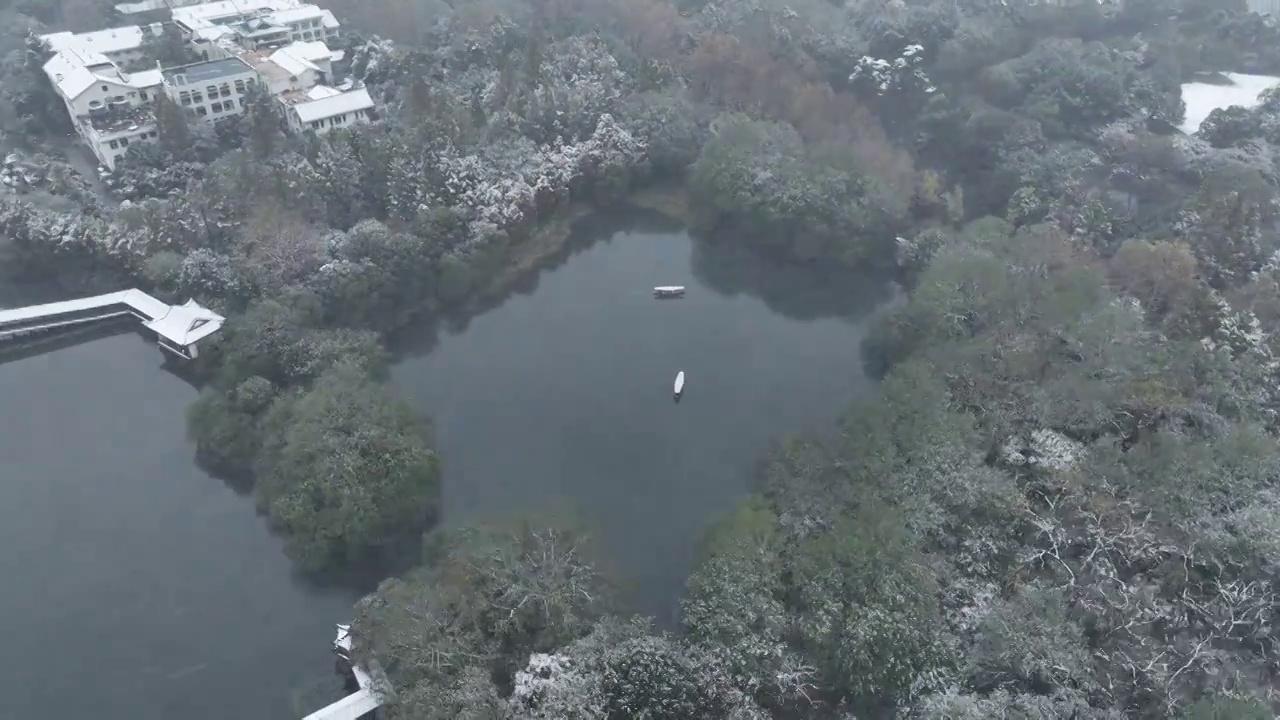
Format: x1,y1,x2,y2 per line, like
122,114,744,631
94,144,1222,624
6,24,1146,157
392,211,895,620
0,324,358,720
0,212,893,717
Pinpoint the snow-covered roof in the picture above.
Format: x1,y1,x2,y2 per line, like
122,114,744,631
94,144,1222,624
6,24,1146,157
114,0,170,14
43,52,162,100
173,0,338,33
268,47,318,76
142,299,224,346
41,26,147,64
285,40,339,63
254,41,338,81
305,85,342,100
173,0,295,23
43,54,96,98
270,5,337,27
291,86,373,123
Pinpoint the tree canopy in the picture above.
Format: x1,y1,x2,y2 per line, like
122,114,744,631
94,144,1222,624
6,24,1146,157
9,0,1280,715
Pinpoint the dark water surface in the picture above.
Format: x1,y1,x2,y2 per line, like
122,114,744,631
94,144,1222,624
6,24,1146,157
0,213,893,718
392,213,895,621
0,328,357,719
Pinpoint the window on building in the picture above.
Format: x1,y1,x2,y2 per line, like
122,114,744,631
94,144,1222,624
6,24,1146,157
128,91,137,98
206,85,218,96
311,120,321,129
139,91,148,101
219,83,231,97
192,93,203,103
228,98,237,109
180,91,191,105
148,131,157,138
196,106,207,117
210,102,222,113
109,140,118,149
101,85,108,92
234,79,246,93
119,137,129,146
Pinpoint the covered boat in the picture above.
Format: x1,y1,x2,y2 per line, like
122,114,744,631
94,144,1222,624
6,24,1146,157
654,286,686,298
674,371,685,397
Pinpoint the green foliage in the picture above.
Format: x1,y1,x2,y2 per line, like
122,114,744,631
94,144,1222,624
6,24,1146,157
186,375,277,481
205,298,385,388
18,0,1280,715
153,93,194,158
790,507,943,706
688,114,900,269
1184,697,1274,720
256,362,439,571
352,519,608,717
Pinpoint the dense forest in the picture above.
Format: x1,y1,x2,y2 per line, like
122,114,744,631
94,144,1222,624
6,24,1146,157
7,0,1280,716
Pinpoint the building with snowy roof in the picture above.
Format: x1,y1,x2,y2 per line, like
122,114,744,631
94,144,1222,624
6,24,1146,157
38,1,372,169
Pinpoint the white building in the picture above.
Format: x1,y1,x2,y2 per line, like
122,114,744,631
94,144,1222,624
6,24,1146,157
41,24,156,68
171,0,339,58
80,107,160,171
162,56,259,123
264,41,341,93
280,84,374,134
40,1,374,167
40,25,168,169
43,52,162,120
114,0,205,17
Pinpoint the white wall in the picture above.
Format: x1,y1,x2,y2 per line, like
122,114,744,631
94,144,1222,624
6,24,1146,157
67,77,159,117
287,106,368,135
166,68,259,123
87,123,159,170
264,65,320,95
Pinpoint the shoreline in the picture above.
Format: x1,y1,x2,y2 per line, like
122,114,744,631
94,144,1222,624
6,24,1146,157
475,182,693,307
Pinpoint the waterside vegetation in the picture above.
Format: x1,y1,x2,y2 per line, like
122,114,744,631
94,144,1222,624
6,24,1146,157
7,0,1280,716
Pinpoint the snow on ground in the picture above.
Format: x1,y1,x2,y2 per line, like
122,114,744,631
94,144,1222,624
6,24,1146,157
1180,73,1280,135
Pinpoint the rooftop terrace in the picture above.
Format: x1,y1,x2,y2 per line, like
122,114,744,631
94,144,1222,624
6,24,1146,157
86,103,156,135
162,57,254,85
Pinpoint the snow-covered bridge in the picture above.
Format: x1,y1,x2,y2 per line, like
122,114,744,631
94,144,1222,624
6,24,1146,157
302,625,391,720
0,289,223,359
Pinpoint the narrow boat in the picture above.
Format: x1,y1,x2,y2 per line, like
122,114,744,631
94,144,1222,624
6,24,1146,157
654,286,686,298
674,370,685,398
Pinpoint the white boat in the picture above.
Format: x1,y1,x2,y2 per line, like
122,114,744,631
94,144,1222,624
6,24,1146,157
654,286,686,298
674,371,685,396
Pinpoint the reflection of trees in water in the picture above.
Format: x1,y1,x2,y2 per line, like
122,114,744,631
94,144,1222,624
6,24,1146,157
0,321,132,367
0,315,208,389
390,207,687,358
390,206,893,357
690,234,896,322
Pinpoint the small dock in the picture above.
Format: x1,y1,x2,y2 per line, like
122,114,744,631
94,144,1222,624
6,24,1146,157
302,625,390,720
0,289,223,359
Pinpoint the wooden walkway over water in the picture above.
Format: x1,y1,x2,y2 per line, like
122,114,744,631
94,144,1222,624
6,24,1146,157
0,289,223,358
302,625,389,720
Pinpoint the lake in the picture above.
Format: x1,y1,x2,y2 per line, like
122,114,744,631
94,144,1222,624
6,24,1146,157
0,328,358,719
0,212,893,717
391,211,894,620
